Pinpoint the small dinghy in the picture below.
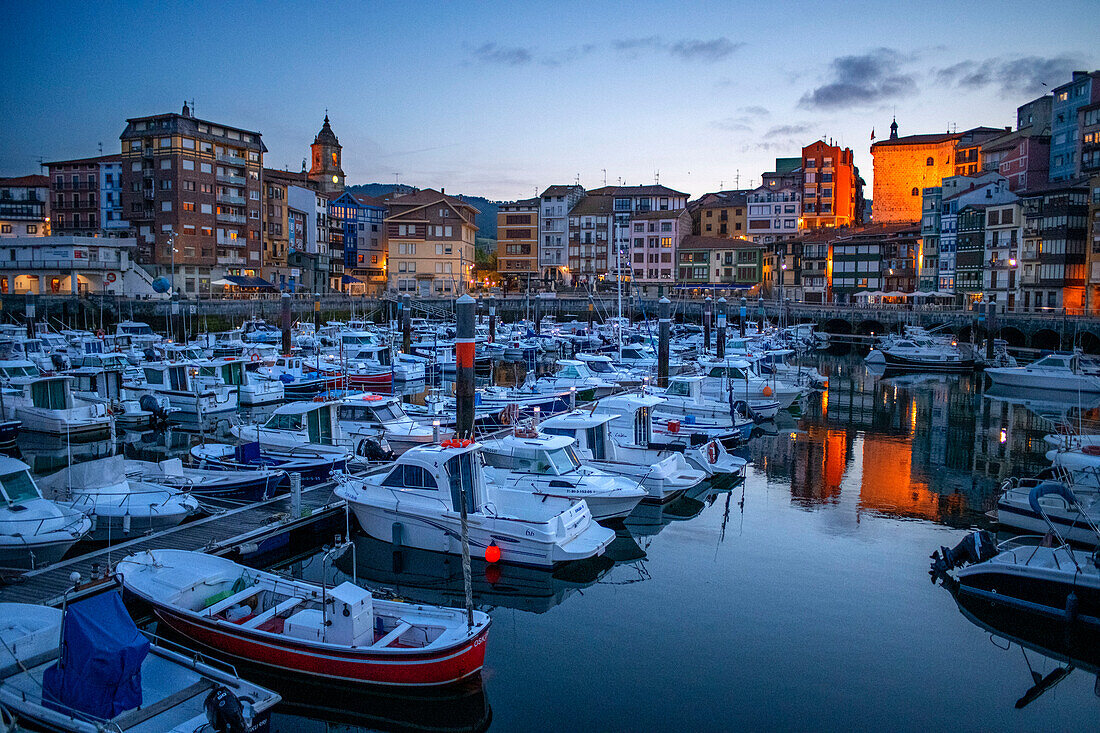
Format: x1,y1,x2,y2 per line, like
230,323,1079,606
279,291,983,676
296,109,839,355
190,441,348,486
117,549,491,687
36,455,200,542
0,456,91,571
125,457,286,503
0,592,280,732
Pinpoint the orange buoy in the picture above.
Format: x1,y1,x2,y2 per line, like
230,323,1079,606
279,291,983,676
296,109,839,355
485,544,501,563
762,385,773,397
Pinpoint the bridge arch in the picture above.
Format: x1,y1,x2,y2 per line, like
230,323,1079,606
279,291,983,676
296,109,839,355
857,319,885,336
822,318,852,335
1078,330,1100,354
1031,328,1061,351
998,326,1027,348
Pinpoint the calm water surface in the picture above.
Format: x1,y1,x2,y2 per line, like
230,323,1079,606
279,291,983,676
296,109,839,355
17,352,1099,731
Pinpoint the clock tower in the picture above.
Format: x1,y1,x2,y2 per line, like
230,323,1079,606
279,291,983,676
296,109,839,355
308,114,345,194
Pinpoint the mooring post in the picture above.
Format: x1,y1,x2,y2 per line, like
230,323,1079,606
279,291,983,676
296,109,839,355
281,292,292,355
657,297,671,388
703,296,712,355
402,294,412,354
717,297,727,359
25,292,35,339
455,294,476,439
290,472,302,518
489,295,497,343
740,296,748,339
986,302,996,360
758,297,765,333
534,297,542,335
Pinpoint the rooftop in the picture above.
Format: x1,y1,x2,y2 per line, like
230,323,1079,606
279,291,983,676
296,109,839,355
679,235,759,250
541,184,583,198
569,195,614,216
0,175,49,188
45,153,122,167
585,184,689,198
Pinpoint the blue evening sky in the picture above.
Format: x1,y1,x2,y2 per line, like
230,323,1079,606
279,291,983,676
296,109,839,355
2,0,1096,200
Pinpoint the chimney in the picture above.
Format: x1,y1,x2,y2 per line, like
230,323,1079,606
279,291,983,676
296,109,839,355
441,187,445,194
182,101,190,118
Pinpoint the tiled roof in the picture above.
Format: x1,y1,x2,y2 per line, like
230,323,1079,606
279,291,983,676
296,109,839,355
585,184,689,198
679,235,759,250
0,175,49,187
45,153,121,167
569,195,614,216
630,209,688,220
872,133,961,148
540,184,581,197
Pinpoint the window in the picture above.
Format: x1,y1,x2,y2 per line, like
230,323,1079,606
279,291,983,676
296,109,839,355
182,159,194,171
161,201,172,212
911,187,919,196
926,157,934,166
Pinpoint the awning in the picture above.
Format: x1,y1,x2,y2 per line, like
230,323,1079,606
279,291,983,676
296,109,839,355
341,274,364,284
224,275,276,289
210,278,234,286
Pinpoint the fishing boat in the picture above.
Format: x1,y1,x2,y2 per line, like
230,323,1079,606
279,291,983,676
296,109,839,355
574,353,644,388
931,483,1100,630
335,440,616,567
697,356,805,411
66,366,171,429
36,456,201,542
479,429,647,521
125,457,286,503
540,407,706,502
191,442,348,486
0,455,91,570
117,549,491,687
0,593,281,733
337,394,443,454
0,373,111,439
649,376,754,442
256,354,345,398
194,356,284,406
128,362,238,418
534,359,617,401
985,353,1100,394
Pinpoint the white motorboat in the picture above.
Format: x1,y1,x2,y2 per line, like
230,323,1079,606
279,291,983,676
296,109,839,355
574,353,644,388
232,400,363,457
0,375,111,438
592,392,748,478
697,356,806,410
540,406,706,502
986,353,1100,394
128,362,238,417
337,394,444,454
36,455,200,542
873,338,976,372
649,376,755,441
335,440,615,568
116,320,162,350
0,593,281,733
534,359,617,401
479,429,646,521
67,366,172,429
0,455,90,570
194,356,283,406
615,343,688,374
995,477,1100,547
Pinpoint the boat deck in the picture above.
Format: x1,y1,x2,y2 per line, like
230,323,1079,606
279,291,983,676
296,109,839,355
0,483,343,607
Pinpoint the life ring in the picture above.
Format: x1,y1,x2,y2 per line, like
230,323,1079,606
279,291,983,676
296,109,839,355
707,441,719,464
250,353,260,362
105,273,116,283
95,329,105,338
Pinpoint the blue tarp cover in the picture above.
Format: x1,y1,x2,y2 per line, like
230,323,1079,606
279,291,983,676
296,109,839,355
43,592,149,721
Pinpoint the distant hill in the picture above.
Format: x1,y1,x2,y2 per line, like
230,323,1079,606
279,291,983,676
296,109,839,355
346,183,500,240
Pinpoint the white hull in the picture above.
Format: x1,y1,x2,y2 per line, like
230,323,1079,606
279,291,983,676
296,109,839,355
0,537,80,570
994,504,1099,547
985,368,1100,394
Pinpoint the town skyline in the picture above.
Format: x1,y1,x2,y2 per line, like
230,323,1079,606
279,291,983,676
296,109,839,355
3,0,1098,200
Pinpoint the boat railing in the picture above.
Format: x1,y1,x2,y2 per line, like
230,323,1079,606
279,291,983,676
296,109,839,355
0,508,88,540
138,627,242,681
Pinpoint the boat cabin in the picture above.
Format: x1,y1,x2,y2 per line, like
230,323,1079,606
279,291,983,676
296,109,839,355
197,358,249,387
0,360,42,382
1027,354,1084,373
142,363,195,393
72,353,132,372
702,359,756,381
10,375,78,411
67,367,125,401
592,393,665,449
341,331,380,347
349,345,393,366
338,395,408,425
378,442,485,514
159,344,206,362
541,411,617,460
481,433,582,476
664,376,707,401
262,402,339,445
0,456,42,506
619,345,655,362
575,354,616,374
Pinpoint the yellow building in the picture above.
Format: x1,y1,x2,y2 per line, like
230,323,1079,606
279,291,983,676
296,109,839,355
385,188,478,296
691,191,748,237
261,172,291,288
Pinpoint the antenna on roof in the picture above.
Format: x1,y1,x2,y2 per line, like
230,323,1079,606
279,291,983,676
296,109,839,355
574,172,580,185
720,180,725,189
97,142,103,154
618,176,622,186
37,156,45,174
735,169,740,188
602,169,606,186
654,170,660,185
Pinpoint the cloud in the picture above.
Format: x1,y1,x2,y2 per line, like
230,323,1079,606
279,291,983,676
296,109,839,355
799,48,917,110
669,38,743,62
934,55,1085,95
472,43,532,66
612,36,742,63
712,117,753,133
541,44,596,67
740,105,770,117
765,124,811,138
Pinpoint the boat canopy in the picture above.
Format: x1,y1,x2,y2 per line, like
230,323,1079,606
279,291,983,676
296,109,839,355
1028,481,1079,515
42,592,150,720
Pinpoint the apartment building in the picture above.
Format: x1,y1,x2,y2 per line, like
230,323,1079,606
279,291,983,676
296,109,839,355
828,224,919,302
496,198,538,285
538,184,584,281
746,185,800,244
327,191,386,294
0,175,49,238
676,235,766,292
385,188,478,295
119,103,266,294
690,190,748,237
1018,181,1090,311
46,154,129,237
801,141,864,229
984,201,1023,307
567,194,612,284
1050,71,1100,181
955,205,987,297
1087,175,1100,313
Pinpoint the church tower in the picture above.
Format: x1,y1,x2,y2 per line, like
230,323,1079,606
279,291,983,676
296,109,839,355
889,117,898,140
308,114,345,194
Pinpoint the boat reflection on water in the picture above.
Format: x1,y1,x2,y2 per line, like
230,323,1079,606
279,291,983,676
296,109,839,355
984,383,1100,421
950,589,1100,707
604,526,646,564
117,427,195,463
14,434,117,473
329,534,614,615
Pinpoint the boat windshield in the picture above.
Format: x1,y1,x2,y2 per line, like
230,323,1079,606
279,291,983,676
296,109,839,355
3,365,39,378
369,403,403,422
586,360,612,374
265,412,304,431
122,324,153,335
666,380,691,397
545,445,580,475
0,470,38,505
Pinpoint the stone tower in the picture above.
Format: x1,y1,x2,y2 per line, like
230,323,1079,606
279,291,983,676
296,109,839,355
308,114,345,194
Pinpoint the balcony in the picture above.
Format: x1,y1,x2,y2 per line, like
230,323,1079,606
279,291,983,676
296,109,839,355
217,153,247,166
142,148,154,158
217,193,246,205
217,173,246,186
217,254,247,266
143,189,155,201
216,212,247,224
216,237,245,247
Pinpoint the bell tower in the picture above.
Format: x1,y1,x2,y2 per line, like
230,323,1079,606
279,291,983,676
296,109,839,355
308,114,345,194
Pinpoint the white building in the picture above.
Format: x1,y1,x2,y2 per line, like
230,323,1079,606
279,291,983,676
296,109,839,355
938,172,1012,291
983,200,1023,307
0,236,160,296
538,184,584,281
100,159,130,236
746,185,801,244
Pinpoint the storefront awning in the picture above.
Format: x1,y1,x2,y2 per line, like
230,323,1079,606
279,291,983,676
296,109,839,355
224,275,276,289
341,274,364,284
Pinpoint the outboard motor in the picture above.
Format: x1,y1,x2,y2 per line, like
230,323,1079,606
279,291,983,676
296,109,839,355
204,685,249,733
50,352,70,371
357,436,395,462
143,347,157,362
139,394,170,424
929,530,997,582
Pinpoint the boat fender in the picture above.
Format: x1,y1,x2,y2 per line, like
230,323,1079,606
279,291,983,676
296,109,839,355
392,522,404,549
1065,592,1078,622
122,513,131,534
204,685,249,733
929,530,997,582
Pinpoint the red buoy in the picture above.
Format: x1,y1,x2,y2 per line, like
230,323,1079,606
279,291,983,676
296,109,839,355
485,544,501,563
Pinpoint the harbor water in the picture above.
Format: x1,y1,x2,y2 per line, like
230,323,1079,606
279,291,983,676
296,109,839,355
11,350,1098,731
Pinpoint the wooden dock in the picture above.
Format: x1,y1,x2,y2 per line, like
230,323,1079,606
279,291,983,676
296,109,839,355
0,483,344,607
